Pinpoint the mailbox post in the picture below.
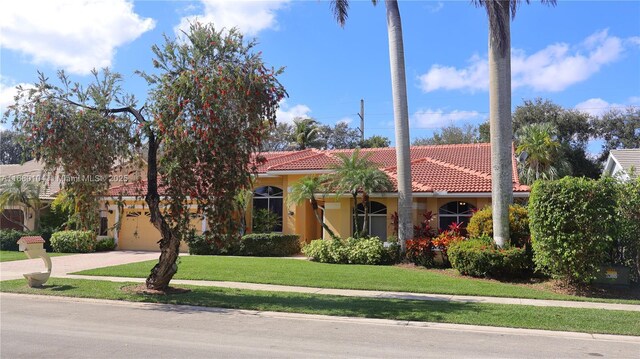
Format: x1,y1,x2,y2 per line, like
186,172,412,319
17,236,52,287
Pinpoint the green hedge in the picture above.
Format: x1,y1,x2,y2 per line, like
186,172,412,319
95,237,116,252
448,237,533,278
0,229,53,251
185,233,300,257
50,230,96,253
529,177,617,285
239,233,300,257
302,237,397,265
467,204,530,247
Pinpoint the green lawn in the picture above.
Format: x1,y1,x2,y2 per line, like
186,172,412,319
1,278,638,336
0,251,71,262
76,256,640,304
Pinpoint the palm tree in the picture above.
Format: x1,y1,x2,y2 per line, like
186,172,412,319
472,0,556,247
328,149,376,237
515,123,569,184
287,176,338,239
292,117,320,150
330,0,412,250
0,178,42,231
358,167,393,237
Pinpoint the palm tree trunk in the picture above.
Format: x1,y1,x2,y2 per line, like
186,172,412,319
352,191,359,238
310,197,337,239
488,3,513,248
362,192,370,237
145,131,181,291
385,0,412,252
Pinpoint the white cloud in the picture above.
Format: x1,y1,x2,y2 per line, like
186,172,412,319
0,0,155,75
419,30,628,93
574,98,628,117
175,0,289,37
412,108,481,129
0,82,33,113
628,96,640,104
276,100,311,125
337,117,353,125
428,2,444,13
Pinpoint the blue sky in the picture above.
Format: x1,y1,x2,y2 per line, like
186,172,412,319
1,1,639,154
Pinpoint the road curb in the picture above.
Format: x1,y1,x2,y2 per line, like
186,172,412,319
2,292,638,343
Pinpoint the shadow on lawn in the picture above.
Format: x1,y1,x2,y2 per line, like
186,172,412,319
136,286,475,322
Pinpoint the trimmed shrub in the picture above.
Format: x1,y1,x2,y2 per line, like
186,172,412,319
467,204,530,247
529,177,617,285
50,230,96,253
0,230,23,251
382,236,401,265
184,233,239,255
95,237,116,252
612,177,640,283
448,237,533,278
345,237,385,265
303,237,388,265
0,229,53,251
239,233,300,257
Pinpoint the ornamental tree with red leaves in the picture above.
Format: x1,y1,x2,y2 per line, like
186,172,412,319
5,23,286,290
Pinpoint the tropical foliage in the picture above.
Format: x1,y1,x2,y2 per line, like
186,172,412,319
0,178,42,231
5,23,286,290
515,122,569,184
287,175,337,239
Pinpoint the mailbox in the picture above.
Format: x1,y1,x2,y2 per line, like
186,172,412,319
17,236,52,287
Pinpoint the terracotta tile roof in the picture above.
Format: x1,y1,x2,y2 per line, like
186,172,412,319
18,236,45,244
0,160,63,199
107,180,166,197
106,143,529,196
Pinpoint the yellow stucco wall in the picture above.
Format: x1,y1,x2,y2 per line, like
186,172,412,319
103,171,501,251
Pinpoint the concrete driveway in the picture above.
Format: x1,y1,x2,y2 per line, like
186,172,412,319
0,251,162,281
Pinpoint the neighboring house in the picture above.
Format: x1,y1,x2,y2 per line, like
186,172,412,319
0,158,141,232
0,160,61,230
101,143,530,252
603,149,640,181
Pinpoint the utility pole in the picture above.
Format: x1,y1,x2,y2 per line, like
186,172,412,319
358,99,365,143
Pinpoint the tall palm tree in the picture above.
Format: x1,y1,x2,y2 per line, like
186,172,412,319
292,117,320,150
472,0,556,247
358,167,393,237
515,123,568,184
0,178,42,231
331,0,412,250
328,149,376,237
287,176,338,239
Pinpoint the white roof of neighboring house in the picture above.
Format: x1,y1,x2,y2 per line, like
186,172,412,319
0,160,63,199
604,149,640,179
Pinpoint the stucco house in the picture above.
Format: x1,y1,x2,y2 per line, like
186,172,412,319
0,160,62,231
101,143,530,252
603,149,640,180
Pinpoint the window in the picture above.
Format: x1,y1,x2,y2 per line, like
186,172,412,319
354,201,387,241
1,209,24,230
438,201,476,231
253,186,283,232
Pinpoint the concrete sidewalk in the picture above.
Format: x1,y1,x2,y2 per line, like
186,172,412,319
0,251,162,281
63,274,640,312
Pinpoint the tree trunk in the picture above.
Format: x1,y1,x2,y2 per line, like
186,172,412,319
310,197,337,239
352,191,359,238
145,131,181,290
385,0,413,252
487,3,513,248
362,192,370,237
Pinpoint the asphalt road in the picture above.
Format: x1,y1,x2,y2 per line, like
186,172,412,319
1,294,638,359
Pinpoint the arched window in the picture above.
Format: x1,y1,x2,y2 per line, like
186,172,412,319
438,201,476,231
253,186,284,232
354,201,387,240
